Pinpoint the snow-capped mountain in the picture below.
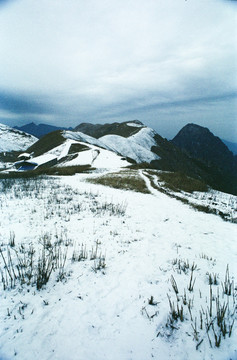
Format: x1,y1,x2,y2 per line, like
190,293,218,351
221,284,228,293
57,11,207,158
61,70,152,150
65,123,160,164
15,121,161,171
2,120,237,195
0,123,37,152
99,127,160,163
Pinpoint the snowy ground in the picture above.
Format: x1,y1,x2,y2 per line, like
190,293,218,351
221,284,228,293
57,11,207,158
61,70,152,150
0,172,236,360
144,170,237,223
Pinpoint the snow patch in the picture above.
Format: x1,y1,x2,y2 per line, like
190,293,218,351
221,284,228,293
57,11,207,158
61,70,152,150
126,122,143,128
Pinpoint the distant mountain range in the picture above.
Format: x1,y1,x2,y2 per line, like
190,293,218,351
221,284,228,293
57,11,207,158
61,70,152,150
14,122,73,138
1,120,237,195
14,121,237,154
222,139,237,156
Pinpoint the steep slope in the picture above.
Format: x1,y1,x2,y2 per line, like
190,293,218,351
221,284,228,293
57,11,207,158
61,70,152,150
0,123,37,153
149,133,215,182
14,122,73,138
26,130,66,157
171,123,237,195
172,123,237,176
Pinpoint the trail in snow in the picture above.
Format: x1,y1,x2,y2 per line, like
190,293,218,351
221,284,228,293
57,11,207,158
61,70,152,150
0,174,236,360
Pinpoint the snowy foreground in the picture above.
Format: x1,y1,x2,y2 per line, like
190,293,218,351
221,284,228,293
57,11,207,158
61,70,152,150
0,172,236,360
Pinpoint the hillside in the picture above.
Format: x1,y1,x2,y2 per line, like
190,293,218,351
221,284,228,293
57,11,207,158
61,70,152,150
0,123,37,153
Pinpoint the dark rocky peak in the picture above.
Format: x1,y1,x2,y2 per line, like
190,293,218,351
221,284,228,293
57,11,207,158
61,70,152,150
172,123,236,173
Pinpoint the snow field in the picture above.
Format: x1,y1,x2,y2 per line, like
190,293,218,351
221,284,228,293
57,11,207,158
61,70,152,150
0,174,236,360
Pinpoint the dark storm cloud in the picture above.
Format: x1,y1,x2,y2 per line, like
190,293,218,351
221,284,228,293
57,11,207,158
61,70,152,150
0,90,52,115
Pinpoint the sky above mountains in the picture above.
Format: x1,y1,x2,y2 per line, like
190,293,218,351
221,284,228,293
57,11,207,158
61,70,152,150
0,0,236,141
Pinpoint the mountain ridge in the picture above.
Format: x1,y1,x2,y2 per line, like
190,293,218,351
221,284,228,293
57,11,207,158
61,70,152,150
1,120,237,195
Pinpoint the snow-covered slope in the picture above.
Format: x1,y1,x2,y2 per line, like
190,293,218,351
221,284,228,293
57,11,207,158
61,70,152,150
30,136,131,170
0,172,236,360
63,130,113,151
0,123,37,152
62,127,160,167
99,127,160,163
63,126,160,165
58,139,130,169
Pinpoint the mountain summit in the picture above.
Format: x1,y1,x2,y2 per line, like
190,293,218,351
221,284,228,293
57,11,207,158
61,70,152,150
172,123,237,175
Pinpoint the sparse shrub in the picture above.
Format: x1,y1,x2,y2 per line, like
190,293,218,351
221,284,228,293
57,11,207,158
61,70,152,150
187,268,196,292
163,264,236,350
9,231,15,247
36,249,54,290
72,243,88,262
167,294,184,323
0,234,69,290
92,255,106,273
207,272,218,285
222,265,233,296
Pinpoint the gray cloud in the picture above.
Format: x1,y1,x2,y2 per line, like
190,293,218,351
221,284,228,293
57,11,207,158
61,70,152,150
0,0,236,141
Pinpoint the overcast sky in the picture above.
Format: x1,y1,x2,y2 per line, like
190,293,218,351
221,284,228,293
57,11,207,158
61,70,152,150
0,0,236,141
